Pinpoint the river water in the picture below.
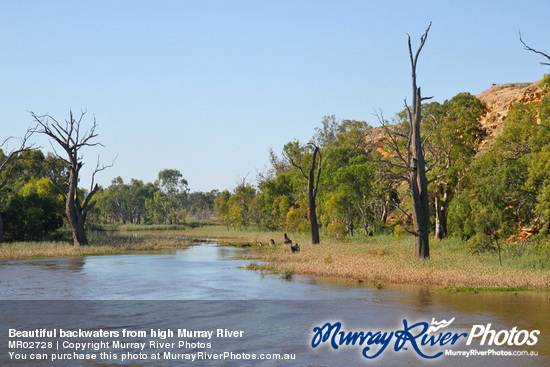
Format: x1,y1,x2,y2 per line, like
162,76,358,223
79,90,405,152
1,241,549,366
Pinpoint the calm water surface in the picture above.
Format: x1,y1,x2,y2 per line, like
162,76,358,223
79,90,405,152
1,241,549,366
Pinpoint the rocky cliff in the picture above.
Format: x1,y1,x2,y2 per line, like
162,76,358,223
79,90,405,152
365,79,545,151
476,80,543,140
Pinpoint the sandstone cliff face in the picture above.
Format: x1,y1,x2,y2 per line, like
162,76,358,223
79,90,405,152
364,79,545,153
476,80,543,139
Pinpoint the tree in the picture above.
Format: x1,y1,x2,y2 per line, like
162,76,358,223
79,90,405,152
378,24,432,259
214,190,231,229
423,94,487,240
0,128,36,242
156,169,189,222
32,110,112,245
449,76,550,243
2,177,64,241
407,23,433,259
285,141,322,244
227,178,256,229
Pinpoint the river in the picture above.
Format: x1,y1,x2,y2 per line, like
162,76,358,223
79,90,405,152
1,241,549,366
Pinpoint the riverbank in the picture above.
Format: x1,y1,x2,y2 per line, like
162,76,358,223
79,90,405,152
1,224,549,290
177,225,550,290
0,231,190,259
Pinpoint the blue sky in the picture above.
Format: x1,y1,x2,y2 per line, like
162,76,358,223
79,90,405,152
1,0,548,192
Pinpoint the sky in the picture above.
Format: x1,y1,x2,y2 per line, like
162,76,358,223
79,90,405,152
0,0,549,193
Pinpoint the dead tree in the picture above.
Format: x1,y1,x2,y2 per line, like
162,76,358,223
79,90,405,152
32,110,113,246
405,23,433,259
288,143,322,244
377,24,432,259
0,128,36,242
406,24,433,259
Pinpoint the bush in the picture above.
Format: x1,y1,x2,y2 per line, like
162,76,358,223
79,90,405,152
327,221,347,240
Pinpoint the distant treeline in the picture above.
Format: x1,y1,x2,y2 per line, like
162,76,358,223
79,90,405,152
0,158,217,241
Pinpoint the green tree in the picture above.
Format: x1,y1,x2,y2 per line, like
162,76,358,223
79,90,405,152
214,190,231,229
0,128,36,242
449,75,550,242
423,93,487,239
226,180,256,229
2,178,64,241
156,169,188,223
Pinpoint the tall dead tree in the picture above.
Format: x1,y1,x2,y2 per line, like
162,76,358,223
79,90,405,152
0,128,36,242
377,24,432,259
32,110,112,246
407,23,432,259
289,142,322,244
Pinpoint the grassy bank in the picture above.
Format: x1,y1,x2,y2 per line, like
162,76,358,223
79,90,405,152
176,225,549,290
152,224,550,290
245,233,550,290
2,223,549,290
0,231,191,259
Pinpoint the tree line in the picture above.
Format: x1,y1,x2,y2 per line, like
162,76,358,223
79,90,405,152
0,139,217,243
216,75,550,253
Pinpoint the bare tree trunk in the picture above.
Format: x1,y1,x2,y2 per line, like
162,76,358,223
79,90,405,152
408,24,432,259
290,143,322,244
307,176,320,244
65,170,90,246
307,146,321,244
72,215,89,246
434,195,445,241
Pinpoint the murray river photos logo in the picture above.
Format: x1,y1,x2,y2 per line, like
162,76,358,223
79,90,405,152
311,318,540,359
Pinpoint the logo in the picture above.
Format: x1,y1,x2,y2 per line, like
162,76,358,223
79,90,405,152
426,317,455,333
310,318,539,360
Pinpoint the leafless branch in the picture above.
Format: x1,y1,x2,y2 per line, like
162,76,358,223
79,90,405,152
289,154,308,179
407,21,432,73
519,31,550,66
89,154,117,193
390,198,417,236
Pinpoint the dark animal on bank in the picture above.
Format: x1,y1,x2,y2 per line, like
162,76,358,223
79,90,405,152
269,239,276,246
283,233,292,245
290,242,300,253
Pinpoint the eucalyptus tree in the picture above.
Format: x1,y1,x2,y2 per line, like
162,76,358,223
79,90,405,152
423,93,487,240
0,127,36,242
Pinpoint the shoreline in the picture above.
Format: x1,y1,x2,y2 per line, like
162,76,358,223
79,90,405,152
1,225,549,291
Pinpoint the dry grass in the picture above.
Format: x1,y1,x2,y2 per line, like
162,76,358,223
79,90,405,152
241,233,550,290
0,232,190,259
